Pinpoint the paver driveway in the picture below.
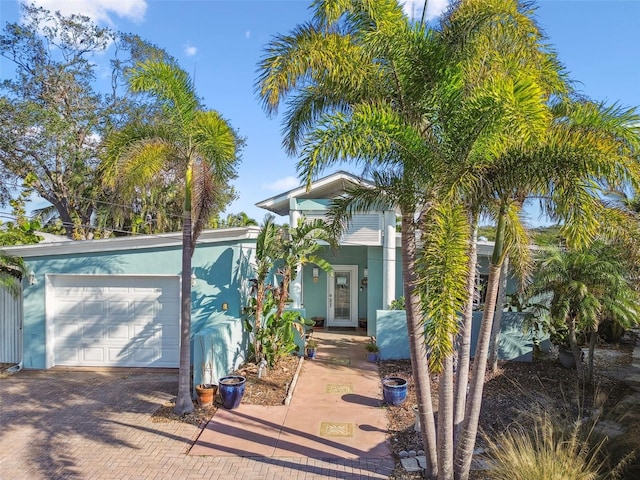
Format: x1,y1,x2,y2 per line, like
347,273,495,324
0,368,393,479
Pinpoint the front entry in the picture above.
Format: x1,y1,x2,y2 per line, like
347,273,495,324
327,265,358,328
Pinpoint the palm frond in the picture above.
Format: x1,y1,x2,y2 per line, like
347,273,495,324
128,60,199,127
417,202,470,372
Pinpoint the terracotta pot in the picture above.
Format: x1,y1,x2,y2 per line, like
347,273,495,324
195,384,216,407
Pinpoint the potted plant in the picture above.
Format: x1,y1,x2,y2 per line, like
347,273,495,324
364,341,380,362
545,323,581,369
306,338,318,359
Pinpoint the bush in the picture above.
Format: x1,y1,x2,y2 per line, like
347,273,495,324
485,411,604,480
389,296,405,310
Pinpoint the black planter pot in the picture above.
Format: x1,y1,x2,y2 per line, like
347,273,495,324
218,375,246,409
558,349,583,369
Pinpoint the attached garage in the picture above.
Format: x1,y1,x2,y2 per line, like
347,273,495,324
47,275,180,368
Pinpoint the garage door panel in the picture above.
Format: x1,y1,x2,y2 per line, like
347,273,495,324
108,324,130,339
58,300,84,315
56,347,80,364
55,321,81,339
107,301,131,316
133,301,158,316
83,347,105,363
50,275,180,368
83,301,104,315
82,323,107,339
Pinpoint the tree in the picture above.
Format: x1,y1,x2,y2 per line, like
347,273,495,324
104,60,241,415
0,4,176,238
0,192,42,246
248,214,280,361
273,218,333,318
257,1,561,477
527,241,639,383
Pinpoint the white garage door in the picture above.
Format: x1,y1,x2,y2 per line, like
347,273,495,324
48,275,180,367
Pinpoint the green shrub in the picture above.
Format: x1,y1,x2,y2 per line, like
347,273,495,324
389,296,405,310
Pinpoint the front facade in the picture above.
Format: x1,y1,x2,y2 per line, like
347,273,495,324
256,171,402,335
1,171,533,378
4,228,257,371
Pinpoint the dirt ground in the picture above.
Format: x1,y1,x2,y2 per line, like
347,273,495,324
379,340,635,480
150,354,301,426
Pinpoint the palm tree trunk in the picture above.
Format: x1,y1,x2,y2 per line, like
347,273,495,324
488,257,509,372
454,207,507,480
174,165,195,415
438,352,455,480
454,222,478,439
276,269,290,318
568,319,585,382
254,281,265,360
401,213,438,478
587,330,597,384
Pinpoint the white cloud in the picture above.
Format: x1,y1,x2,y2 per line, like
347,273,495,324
245,30,251,40
263,176,299,192
184,44,197,57
401,0,450,21
22,0,147,25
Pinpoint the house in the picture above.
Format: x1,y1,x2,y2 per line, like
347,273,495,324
1,171,534,383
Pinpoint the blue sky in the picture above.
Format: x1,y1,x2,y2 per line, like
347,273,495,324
1,0,639,224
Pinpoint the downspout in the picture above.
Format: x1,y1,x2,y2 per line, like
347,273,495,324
8,276,25,374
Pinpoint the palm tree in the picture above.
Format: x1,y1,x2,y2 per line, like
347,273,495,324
257,1,562,477
104,60,241,414
274,218,333,318
0,253,26,298
226,212,259,227
527,241,639,383
250,213,280,361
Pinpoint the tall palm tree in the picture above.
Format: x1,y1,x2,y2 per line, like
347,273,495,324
257,2,562,478
452,96,640,480
104,60,241,414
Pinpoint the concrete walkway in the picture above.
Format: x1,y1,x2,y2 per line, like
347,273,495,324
0,331,394,479
191,331,392,460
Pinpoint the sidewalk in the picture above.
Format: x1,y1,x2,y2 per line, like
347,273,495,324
191,331,394,467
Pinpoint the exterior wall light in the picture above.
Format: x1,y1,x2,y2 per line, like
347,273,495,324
28,270,37,286
312,267,319,283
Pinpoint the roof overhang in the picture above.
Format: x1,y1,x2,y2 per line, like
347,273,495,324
2,226,260,258
256,170,374,216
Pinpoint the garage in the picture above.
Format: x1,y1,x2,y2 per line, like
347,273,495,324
47,275,180,368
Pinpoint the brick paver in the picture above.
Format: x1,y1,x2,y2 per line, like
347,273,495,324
0,360,393,479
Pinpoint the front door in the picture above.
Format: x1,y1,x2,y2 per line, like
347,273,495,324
327,265,358,327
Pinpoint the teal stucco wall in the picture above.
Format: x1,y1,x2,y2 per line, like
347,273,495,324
20,239,254,370
303,245,369,323
376,310,534,362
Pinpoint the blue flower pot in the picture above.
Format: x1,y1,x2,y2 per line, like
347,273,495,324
218,375,246,409
367,352,380,363
306,348,317,359
382,377,408,406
